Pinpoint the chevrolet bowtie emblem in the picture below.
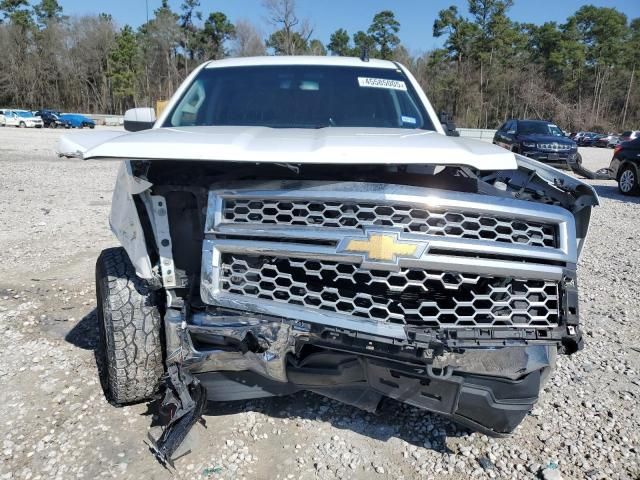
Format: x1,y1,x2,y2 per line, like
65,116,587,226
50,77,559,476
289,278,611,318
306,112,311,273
339,232,427,263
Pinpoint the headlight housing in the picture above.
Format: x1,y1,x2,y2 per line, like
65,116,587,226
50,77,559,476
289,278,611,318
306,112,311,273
521,141,537,148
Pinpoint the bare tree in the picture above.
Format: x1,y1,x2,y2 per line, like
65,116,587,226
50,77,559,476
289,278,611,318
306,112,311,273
263,0,312,55
231,19,266,57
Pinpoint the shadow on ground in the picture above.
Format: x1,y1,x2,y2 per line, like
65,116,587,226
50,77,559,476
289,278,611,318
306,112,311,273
65,307,98,350
203,392,466,452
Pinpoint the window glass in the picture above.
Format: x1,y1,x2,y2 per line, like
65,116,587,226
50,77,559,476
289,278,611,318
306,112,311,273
166,65,434,130
517,121,564,137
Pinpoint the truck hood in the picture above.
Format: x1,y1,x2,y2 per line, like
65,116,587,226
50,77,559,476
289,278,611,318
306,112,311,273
57,126,517,171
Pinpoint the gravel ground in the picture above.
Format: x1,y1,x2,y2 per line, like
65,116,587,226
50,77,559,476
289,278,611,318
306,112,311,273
0,128,638,480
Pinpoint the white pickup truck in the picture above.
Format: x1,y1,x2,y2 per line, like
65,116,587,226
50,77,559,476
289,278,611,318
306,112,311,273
58,56,598,465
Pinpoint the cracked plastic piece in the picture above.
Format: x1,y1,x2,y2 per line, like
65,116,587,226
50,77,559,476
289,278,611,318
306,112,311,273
148,364,207,468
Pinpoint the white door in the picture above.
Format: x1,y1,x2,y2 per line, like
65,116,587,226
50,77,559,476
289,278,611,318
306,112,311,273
5,111,19,127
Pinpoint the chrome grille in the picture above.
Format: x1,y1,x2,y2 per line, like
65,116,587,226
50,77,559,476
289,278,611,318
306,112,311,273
537,143,571,151
222,199,557,248
219,254,560,328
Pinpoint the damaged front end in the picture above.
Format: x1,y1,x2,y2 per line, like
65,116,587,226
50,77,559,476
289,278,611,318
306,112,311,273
104,157,596,462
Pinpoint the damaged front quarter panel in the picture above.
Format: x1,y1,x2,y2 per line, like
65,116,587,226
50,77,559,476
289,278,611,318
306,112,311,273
482,153,599,256
109,161,156,280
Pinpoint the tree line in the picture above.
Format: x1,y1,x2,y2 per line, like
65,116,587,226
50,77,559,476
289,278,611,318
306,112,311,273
0,0,637,131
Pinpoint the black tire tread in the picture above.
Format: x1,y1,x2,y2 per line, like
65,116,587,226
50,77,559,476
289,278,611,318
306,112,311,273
96,247,164,404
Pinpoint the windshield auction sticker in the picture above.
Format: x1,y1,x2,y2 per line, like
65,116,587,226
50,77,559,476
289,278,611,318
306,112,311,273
358,77,407,91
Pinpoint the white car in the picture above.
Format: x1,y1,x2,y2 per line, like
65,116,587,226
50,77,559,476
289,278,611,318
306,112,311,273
1,109,43,128
58,56,599,464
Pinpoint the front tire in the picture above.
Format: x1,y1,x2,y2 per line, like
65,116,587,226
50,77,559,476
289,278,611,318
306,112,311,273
575,153,583,167
618,164,640,196
96,247,164,404
19,121,25,128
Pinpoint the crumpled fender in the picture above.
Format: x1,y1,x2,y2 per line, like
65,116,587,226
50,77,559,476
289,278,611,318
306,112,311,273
514,154,599,257
488,154,600,256
109,161,155,279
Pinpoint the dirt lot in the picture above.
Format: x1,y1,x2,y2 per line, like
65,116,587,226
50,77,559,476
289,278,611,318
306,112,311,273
0,127,638,480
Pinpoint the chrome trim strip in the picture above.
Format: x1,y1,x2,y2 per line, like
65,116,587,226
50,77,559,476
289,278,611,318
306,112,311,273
209,224,573,263
207,181,573,223
203,239,566,280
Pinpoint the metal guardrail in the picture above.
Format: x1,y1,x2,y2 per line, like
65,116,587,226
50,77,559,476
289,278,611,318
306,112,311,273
81,114,123,126
457,128,497,142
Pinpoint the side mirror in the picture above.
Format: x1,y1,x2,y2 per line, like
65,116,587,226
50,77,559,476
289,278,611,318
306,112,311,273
441,122,460,137
124,108,156,132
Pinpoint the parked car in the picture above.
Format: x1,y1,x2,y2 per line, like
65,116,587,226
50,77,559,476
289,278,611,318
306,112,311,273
595,134,617,148
58,56,598,464
607,136,620,148
59,113,96,129
493,119,580,167
1,109,43,128
572,131,589,142
609,137,640,195
577,132,602,147
619,130,640,143
35,110,71,129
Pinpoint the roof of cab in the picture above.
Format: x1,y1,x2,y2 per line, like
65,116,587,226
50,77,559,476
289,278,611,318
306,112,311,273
203,55,399,70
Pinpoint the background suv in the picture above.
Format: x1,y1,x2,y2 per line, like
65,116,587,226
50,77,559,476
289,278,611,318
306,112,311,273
494,119,579,167
619,130,639,142
609,137,640,195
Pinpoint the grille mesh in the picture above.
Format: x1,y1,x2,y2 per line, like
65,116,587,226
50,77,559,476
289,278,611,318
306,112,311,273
222,199,556,248
219,254,560,328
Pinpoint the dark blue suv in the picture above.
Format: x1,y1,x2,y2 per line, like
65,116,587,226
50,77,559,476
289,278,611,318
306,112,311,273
493,119,580,168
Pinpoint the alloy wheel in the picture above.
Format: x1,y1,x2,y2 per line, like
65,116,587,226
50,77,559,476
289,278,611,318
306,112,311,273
620,169,635,193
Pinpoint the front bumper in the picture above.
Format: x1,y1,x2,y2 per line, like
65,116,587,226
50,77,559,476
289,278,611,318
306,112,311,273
520,149,578,167
154,181,587,435
164,307,556,435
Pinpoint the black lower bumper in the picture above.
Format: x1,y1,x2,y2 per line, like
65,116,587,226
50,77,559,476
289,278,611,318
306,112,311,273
195,353,546,436
163,307,558,436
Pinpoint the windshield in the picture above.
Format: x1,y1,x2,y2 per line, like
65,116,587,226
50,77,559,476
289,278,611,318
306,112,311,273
165,65,433,130
17,111,32,118
518,121,564,137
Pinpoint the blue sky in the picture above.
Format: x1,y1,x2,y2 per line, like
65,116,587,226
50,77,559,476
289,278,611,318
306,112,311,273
57,0,638,54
